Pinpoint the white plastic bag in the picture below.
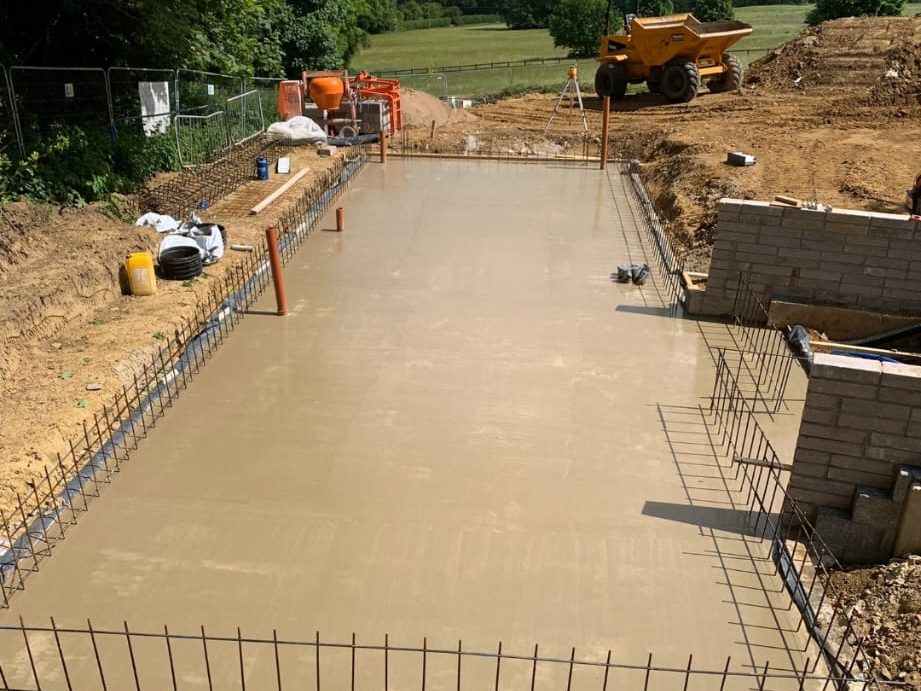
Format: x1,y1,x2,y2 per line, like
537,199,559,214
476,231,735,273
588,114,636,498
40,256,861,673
266,116,327,144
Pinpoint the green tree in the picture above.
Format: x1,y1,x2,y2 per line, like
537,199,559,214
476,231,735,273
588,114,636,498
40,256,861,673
548,0,611,57
807,0,904,24
637,0,675,16
692,0,733,21
499,0,553,28
357,0,401,33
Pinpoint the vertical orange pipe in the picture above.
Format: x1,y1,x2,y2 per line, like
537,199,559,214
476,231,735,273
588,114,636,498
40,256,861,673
380,127,388,164
265,227,288,316
336,207,345,232
600,96,611,170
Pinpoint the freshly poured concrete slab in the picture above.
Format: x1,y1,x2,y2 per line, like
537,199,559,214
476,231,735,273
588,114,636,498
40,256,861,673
0,161,809,689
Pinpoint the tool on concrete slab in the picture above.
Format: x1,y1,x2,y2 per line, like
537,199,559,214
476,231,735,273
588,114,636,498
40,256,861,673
726,151,756,166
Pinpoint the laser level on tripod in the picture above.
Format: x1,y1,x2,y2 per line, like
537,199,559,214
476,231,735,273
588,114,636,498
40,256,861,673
544,64,588,135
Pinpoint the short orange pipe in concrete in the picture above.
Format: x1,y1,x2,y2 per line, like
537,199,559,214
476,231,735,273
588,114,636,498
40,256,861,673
265,227,288,316
600,96,611,170
380,128,388,163
336,207,345,232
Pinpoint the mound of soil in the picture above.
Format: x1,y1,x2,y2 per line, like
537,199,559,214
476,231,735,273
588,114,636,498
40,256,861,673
747,16,921,106
400,87,476,128
830,556,921,689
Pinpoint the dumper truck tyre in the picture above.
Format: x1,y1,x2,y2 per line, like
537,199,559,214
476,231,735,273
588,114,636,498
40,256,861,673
595,63,628,100
661,60,700,103
708,53,743,93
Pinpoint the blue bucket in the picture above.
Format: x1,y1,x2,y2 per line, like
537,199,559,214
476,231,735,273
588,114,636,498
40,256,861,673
256,156,269,181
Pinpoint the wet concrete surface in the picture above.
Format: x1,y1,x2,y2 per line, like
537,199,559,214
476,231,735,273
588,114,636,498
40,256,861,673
0,160,811,689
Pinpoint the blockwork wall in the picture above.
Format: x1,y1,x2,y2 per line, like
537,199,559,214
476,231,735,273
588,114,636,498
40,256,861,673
787,353,921,563
701,201,921,316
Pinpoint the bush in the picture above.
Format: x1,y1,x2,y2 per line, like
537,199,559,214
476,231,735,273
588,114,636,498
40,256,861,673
548,0,612,58
693,0,734,21
499,0,553,29
451,13,501,24
807,0,904,24
0,124,181,205
399,16,453,29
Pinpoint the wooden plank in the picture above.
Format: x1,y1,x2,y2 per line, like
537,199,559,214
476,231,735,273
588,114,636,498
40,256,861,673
249,168,310,215
811,340,921,362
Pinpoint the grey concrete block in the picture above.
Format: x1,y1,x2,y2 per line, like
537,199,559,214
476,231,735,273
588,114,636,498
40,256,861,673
866,445,921,463
802,236,846,252
866,256,909,271
825,221,870,237
740,212,782,227
827,466,892,490
800,268,844,282
795,447,832,465
807,393,841,410
841,398,909,421
837,413,907,435
819,251,864,266
799,423,867,444
880,361,921,390
795,460,832,478
869,432,921,452
788,486,851,510
878,387,921,408
809,379,878,401
802,406,838,425
838,282,883,299
852,485,900,524
789,474,857,498
830,454,897,476
798,434,867,456
779,247,821,261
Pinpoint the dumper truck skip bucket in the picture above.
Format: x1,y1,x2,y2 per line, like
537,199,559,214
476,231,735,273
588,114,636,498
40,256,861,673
595,13,752,103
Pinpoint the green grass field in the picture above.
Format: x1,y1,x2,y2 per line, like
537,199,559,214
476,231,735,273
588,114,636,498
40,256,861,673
352,4,921,97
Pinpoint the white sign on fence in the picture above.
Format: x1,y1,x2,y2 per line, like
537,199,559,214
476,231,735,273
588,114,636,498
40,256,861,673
64,83,74,98
138,81,171,136
207,83,215,96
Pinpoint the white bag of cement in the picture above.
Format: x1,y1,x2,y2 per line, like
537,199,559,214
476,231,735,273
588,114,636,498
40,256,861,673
266,116,327,144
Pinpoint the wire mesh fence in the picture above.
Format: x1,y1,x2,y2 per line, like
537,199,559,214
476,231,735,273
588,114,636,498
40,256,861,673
0,151,368,609
0,64,281,166
225,90,265,146
9,67,114,152
246,76,283,124
707,348,882,689
0,65,18,158
0,620,898,691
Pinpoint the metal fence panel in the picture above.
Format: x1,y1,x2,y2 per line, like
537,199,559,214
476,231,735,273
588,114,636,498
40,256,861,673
0,65,23,157
10,66,113,150
225,89,264,146
246,76,283,123
176,69,242,116
107,67,177,140
175,111,229,166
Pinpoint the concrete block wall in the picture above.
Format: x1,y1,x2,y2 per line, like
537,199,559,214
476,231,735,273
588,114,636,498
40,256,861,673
787,352,921,563
700,200,921,316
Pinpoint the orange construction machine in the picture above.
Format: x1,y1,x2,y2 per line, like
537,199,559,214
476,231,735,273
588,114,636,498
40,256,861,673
277,70,402,135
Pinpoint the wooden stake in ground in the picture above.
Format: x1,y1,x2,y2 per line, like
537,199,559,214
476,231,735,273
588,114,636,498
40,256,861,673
250,168,311,215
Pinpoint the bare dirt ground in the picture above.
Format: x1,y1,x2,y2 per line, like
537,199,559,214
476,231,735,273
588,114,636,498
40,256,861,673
830,557,921,688
1,15,920,683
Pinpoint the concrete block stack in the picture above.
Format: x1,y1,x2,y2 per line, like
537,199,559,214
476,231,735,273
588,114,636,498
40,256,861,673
787,352,921,563
700,201,921,316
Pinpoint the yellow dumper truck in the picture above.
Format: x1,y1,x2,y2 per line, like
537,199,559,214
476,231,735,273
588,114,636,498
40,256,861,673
595,14,753,103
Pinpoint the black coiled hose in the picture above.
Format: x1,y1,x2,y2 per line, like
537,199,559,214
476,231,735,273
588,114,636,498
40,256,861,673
158,246,203,280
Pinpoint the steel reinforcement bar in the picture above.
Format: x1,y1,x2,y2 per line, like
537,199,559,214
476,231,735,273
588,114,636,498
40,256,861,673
729,272,798,413
0,151,369,607
0,620,902,691
621,160,685,315
708,348,880,690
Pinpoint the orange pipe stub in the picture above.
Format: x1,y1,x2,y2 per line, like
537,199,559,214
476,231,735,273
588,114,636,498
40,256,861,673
336,208,345,232
265,228,289,316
